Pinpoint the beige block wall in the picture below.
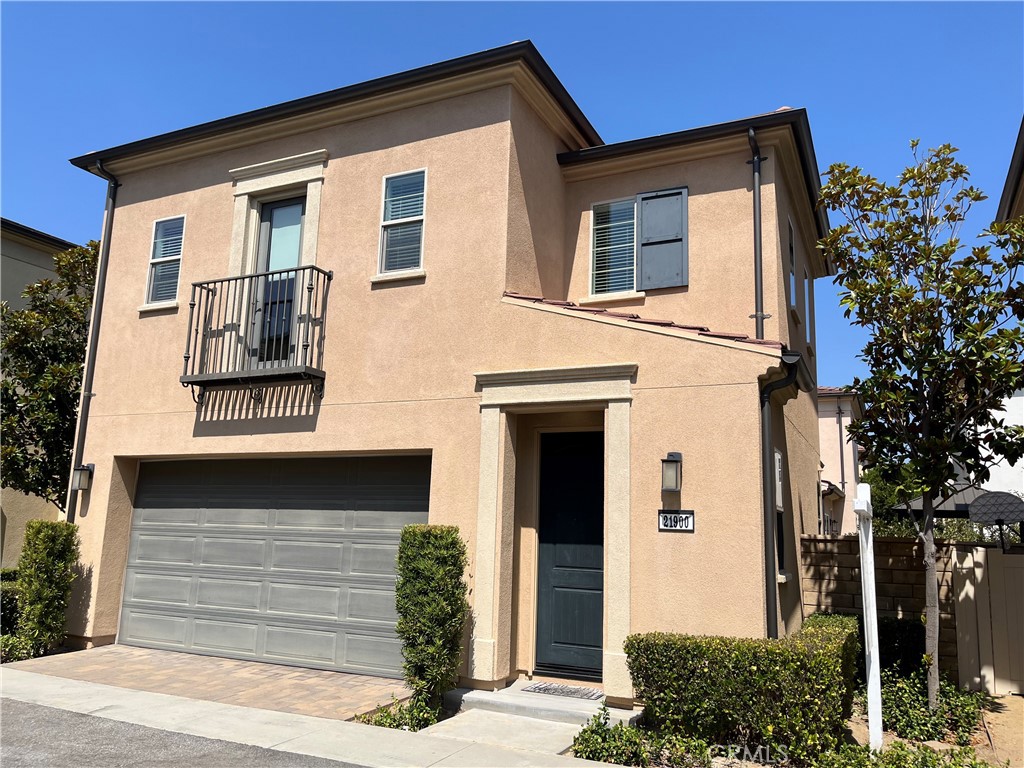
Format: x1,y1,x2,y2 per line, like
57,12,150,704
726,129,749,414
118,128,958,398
801,535,958,671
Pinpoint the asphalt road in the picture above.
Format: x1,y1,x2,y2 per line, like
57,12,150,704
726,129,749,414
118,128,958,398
0,699,353,768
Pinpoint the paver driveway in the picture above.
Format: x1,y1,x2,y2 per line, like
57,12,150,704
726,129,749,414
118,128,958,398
5,645,409,721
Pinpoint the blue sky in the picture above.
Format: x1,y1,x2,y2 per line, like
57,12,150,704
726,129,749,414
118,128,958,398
2,2,1021,385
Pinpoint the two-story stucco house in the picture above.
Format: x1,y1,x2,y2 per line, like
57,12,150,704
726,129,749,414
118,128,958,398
64,42,831,704
1,218,77,566
817,386,864,535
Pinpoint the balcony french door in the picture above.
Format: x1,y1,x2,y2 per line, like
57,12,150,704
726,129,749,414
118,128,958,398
253,197,305,366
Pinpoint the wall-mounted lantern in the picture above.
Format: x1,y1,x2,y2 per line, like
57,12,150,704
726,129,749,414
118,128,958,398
661,452,682,492
71,464,94,492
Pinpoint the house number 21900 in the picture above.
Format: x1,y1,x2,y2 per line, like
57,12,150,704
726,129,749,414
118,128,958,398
658,510,695,533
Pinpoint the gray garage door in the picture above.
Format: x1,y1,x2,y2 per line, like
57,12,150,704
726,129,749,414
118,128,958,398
118,456,430,677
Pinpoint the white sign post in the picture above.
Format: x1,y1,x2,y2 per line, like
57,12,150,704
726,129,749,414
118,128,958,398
855,483,882,751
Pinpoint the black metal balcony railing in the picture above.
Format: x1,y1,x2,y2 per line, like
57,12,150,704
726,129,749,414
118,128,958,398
181,265,332,402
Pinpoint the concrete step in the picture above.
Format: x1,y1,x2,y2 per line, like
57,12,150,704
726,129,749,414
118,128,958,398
444,680,639,728
421,708,581,755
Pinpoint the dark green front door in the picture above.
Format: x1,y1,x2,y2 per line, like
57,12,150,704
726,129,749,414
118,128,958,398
535,431,604,679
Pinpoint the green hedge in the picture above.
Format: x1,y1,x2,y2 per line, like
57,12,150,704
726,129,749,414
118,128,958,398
12,520,80,656
395,525,468,718
625,614,859,765
1,580,21,634
813,742,997,768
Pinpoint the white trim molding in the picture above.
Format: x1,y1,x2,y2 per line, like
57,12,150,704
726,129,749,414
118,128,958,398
470,364,635,697
228,150,328,275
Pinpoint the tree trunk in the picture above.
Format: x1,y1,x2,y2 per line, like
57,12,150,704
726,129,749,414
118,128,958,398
921,495,940,709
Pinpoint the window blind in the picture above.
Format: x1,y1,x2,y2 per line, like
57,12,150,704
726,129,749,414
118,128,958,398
592,200,635,294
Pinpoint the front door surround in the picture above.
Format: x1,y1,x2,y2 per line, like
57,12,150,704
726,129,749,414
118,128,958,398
471,364,635,699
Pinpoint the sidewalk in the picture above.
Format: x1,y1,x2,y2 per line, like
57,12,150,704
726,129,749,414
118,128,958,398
0,668,605,767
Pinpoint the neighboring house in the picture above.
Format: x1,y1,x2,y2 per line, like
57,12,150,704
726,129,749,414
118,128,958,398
990,117,1024,497
64,42,831,702
817,386,863,535
1,218,77,566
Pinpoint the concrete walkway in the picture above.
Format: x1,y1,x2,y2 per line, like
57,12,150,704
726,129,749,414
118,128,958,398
0,668,606,767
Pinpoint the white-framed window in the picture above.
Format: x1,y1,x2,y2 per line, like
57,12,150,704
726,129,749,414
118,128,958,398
379,170,426,273
591,199,636,294
590,187,688,297
147,216,184,304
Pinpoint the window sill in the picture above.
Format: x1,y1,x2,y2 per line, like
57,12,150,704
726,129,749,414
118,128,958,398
138,301,179,314
578,290,646,306
371,268,426,285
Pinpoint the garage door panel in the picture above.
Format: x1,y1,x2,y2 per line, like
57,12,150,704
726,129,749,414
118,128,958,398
351,543,400,575
120,456,429,676
274,508,349,530
195,577,262,612
126,572,193,605
271,541,345,573
348,588,398,623
205,508,271,528
134,534,197,566
264,625,338,664
200,537,267,569
267,583,341,619
136,507,202,526
122,610,188,646
193,618,259,654
346,634,403,672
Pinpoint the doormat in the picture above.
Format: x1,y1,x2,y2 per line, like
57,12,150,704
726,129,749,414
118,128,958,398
521,682,604,700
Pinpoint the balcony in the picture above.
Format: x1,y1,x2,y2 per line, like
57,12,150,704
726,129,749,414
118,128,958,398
181,265,332,403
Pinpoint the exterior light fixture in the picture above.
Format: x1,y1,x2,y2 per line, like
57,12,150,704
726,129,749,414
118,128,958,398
661,452,682,492
71,464,94,492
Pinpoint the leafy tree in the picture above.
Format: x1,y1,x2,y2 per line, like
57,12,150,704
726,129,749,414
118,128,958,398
818,143,1024,708
1,242,97,511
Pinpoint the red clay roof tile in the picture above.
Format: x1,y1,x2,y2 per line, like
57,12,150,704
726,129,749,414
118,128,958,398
503,292,784,350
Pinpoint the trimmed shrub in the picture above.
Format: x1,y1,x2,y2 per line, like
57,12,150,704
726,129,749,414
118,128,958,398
0,633,34,663
1,580,21,634
394,524,468,725
806,611,925,682
625,614,859,765
813,742,997,768
14,520,80,656
881,668,987,746
0,567,18,582
803,613,861,718
355,695,439,731
572,707,711,768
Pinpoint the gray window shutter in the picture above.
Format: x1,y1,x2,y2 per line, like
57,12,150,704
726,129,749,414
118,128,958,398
637,188,687,290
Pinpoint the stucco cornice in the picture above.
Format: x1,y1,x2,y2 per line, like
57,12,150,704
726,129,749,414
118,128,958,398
475,363,638,388
475,363,637,408
229,150,329,182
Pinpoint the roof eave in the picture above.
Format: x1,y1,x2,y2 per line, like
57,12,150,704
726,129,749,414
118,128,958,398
557,108,831,246
69,41,602,175
996,116,1024,222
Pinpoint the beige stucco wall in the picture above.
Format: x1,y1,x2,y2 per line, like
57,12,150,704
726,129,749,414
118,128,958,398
68,78,824,693
1,233,59,310
1,489,59,567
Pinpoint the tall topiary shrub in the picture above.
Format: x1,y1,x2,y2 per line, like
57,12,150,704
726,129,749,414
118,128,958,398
395,524,468,715
14,520,80,656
